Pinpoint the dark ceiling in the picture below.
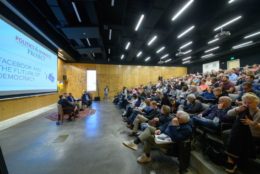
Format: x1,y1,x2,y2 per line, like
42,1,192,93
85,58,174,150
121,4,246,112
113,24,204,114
1,0,260,66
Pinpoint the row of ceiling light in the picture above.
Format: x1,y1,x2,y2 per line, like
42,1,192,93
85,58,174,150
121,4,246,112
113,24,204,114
108,0,258,64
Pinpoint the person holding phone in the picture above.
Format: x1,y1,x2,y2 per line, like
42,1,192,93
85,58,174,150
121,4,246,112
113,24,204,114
225,93,260,173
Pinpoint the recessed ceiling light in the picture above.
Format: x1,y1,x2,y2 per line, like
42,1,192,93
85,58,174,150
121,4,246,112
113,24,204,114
232,41,253,49
208,38,219,44
214,15,242,31
171,0,194,21
125,41,131,50
121,54,125,60
182,60,191,64
108,48,111,54
183,49,192,55
177,25,195,39
147,35,157,46
111,0,115,7
161,54,169,59
109,29,112,40
145,56,151,61
165,59,172,63
179,41,193,49
204,46,220,53
86,38,91,46
136,51,142,57
201,53,214,59
156,46,165,53
244,31,260,39
182,56,191,61
228,0,236,4
135,14,145,31
72,2,82,23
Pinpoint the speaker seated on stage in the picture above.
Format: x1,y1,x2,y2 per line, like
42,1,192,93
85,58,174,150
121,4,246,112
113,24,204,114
58,95,77,121
81,91,92,108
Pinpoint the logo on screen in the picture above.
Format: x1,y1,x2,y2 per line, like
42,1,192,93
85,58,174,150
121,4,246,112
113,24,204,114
48,73,55,83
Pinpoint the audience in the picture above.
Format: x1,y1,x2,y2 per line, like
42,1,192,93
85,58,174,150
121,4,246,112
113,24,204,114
111,64,260,172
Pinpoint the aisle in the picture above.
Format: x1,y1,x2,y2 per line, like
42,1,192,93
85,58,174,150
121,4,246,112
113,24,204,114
0,102,183,174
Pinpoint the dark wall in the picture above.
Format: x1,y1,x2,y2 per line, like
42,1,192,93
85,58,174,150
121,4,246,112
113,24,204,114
188,48,260,74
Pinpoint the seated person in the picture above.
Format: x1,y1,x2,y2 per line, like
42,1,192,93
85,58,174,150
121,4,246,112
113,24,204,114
236,82,259,105
81,91,92,108
225,93,260,173
211,77,220,88
179,94,204,114
199,87,226,105
160,93,171,107
142,105,172,130
220,76,236,94
129,101,160,135
126,99,152,123
192,96,233,131
58,95,77,121
199,79,209,92
188,85,200,98
122,94,139,117
176,86,189,104
200,86,215,100
123,111,192,163
67,92,76,104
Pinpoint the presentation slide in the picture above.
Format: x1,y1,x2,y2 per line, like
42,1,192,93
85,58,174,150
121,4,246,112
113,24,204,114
203,60,220,73
0,17,57,97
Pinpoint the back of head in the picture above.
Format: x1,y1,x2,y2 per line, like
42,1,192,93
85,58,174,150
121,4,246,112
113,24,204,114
176,111,190,124
161,105,171,115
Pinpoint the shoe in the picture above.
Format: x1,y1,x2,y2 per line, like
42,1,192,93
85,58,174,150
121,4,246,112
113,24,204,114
225,162,237,174
122,141,138,150
126,124,133,129
122,117,128,122
137,154,151,163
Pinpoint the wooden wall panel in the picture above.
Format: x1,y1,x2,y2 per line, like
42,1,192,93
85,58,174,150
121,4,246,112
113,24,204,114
0,93,58,121
63,64,187,99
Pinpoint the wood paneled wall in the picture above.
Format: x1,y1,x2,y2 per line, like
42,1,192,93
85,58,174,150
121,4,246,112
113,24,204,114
64,64,187,99
0,94,58,121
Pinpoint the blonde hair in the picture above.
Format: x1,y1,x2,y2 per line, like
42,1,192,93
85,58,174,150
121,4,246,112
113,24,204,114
151,101,158,106
161,105,171,115
242,93,260,105
219,96,232,107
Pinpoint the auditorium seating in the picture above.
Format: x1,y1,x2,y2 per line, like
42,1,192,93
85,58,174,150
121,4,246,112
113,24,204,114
114,64,260,173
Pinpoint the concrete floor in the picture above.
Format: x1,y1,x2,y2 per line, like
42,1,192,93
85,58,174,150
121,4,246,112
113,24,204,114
0,101,184,174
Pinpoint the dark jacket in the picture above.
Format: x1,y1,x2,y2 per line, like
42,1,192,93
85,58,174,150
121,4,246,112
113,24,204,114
58,98,74,108
163,122,192,142
67,96,75,103
158,115,172,131
183,100,203,114
144,109,160,120
202,105,233,123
